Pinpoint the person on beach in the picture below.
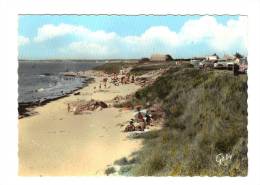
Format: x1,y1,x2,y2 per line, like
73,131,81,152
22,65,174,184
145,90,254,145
233,60,240,76
126,73,130,84
67,103,70,112
124,119,135,132
121,76,125,85
99,83,102,90
137,112,143,122
136,109,145,123
131,75,135,83
103,78,108,88
145,113,152,126
140,121,146,131
135,121,145,131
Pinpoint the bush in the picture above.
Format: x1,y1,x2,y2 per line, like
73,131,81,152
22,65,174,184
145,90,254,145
119,165,133,175
105,167,116,176
114,157,129,166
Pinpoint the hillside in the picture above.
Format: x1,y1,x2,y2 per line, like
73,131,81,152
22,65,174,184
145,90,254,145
127,64,247,176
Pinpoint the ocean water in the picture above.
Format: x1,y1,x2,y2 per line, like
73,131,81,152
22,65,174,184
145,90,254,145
18,61,101,103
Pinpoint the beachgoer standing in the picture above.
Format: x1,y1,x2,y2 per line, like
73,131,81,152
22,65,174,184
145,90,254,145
126,73,130,83
137,111,145,123
103,78,108,88
121,76,125,84
145,114,151,125
67,103,70,112
233,59,240,76
131,75,135,83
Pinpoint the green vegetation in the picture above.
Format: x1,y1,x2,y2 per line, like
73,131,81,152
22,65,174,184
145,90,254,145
130,62,173,75
93,62,134,74
105,167,116,176
127,65,247,176
93,61,174,75
114,157,129,166
234,52,244,59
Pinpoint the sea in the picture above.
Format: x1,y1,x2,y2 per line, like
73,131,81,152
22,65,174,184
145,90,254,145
18,60,102,104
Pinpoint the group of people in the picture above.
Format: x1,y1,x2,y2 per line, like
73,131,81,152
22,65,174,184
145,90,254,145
124,107,152,132
111,72,135,86
93,71,136,92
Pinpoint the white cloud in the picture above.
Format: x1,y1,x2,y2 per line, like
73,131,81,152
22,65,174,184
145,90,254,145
122,26,179,49
32,16,247,58
18,35,30,46
182,16,246,55
179,16,247,52
34,23,117,43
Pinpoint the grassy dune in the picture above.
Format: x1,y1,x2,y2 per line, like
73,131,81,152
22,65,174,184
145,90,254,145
94,62,247,176
93,61,173,75
128,65,247,176
93,62,134,74
129,62,173,75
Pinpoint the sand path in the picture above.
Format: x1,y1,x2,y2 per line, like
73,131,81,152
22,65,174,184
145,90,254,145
19,72,142,176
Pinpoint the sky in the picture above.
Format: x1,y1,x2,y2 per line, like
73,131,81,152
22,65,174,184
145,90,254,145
18,15,247,60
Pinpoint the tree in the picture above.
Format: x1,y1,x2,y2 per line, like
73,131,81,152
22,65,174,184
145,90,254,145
166,54,174,61
212,53,219,59
139,57,150,63
234,52,244,59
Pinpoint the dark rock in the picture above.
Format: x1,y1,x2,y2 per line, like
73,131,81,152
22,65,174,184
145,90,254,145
99,101,108,108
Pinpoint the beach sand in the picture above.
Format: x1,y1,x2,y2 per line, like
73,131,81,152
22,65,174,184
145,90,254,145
19,71,143,176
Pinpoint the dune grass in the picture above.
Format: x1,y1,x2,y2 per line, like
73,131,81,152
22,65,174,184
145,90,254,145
93,61,174,75
93,62,134,74
127,65,247,176
129,62,174,75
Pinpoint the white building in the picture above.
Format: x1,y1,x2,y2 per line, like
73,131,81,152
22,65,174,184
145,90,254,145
206,54,219,61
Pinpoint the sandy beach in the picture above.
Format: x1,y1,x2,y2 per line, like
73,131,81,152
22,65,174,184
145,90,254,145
19,71,143,176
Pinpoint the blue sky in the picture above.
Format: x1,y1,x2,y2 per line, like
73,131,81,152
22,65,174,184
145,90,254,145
18,15,247,60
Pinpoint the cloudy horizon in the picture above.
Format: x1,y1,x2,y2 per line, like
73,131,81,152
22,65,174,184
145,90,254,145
18,15,247,60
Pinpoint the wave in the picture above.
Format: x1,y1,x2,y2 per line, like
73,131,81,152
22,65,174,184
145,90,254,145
36,88,45,92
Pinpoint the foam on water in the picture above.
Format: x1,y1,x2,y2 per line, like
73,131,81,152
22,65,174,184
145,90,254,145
18,61,101,103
